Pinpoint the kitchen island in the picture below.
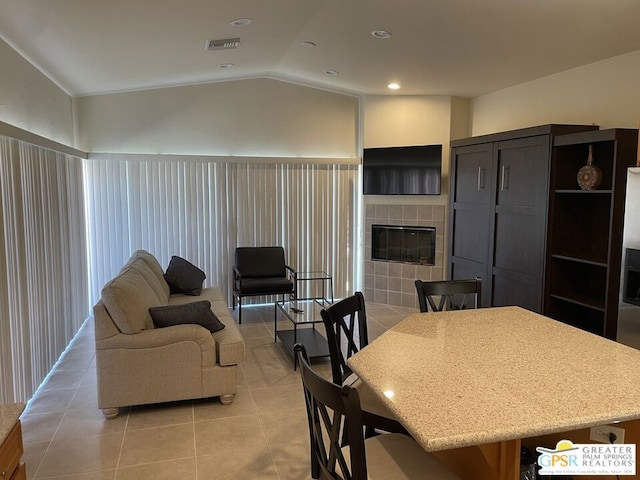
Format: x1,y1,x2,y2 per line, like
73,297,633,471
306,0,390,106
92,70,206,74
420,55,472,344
348,306,640,479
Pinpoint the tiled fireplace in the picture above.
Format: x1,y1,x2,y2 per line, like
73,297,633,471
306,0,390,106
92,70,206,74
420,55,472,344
364,203,445,308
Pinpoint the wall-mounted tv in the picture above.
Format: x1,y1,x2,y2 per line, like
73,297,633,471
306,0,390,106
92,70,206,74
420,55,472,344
363,144,442,195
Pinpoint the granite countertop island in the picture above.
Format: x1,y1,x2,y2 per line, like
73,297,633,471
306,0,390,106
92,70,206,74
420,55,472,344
348,306,640,453
0,403,25,445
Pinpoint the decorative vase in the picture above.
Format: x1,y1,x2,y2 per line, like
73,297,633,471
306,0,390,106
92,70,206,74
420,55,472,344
577,144,602,190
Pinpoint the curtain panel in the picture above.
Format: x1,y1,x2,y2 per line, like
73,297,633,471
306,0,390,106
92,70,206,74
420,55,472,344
0,136,87,403
84,155,359,306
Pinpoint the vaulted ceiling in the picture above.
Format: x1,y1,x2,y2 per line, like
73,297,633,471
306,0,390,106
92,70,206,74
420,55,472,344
1,0,639,97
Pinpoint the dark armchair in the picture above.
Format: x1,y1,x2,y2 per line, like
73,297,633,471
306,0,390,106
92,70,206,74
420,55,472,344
232,246,296,323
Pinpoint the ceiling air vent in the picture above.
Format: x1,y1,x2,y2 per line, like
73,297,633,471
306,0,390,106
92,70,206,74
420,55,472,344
205,37,241,51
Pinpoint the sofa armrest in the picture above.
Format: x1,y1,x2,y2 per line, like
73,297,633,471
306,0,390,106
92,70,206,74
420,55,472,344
96,324,214,353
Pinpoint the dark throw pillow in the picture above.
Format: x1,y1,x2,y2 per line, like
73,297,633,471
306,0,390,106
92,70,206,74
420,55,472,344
149,301,225,333
164,255,206,295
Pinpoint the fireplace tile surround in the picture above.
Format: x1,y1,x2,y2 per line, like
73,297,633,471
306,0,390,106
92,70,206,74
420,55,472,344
364,203,445,309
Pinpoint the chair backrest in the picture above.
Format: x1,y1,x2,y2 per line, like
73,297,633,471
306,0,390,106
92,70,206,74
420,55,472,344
320,292,368,386
294,344,367,480
235,246,286,278
414,278,482,313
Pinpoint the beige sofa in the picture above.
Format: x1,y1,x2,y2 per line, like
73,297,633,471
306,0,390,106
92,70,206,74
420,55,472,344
93,250,244,418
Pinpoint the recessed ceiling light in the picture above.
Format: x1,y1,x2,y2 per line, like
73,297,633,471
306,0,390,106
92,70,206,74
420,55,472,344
388,83,400,90
325,70,339,76
371,30,392,39
230,18,253,27
301,40,317,47
219,63,234,69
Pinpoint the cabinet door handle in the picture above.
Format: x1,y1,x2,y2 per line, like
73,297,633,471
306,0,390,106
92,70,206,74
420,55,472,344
1,470,5,480
500,165,510,191
477,167,485,190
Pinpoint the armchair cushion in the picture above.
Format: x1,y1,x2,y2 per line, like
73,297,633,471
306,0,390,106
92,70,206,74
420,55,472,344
238,277,294,295
235,247,287,278
149,301,226,333
164,255,206,295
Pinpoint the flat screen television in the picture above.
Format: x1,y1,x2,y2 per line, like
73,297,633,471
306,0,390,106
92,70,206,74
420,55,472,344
363,144,442,195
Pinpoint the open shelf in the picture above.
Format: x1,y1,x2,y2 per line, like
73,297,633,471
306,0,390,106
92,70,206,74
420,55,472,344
552,139,615,191
555,189,612,194
550,254,607,268
550,192,611,263
545,128,638,339
547,256,606,311
546,296,605,336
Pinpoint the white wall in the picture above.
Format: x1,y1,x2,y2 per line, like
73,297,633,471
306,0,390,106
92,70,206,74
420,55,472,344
471,50,640,135
74,78,359,157
362,95,469,202
0,38,74,145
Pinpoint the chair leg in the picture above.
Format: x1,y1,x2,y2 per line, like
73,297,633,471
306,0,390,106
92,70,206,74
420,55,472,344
311,449,320,479
308,431,320,479
238,297,242,324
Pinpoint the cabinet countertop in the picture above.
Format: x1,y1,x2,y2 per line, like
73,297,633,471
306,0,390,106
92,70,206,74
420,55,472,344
0,403,25,445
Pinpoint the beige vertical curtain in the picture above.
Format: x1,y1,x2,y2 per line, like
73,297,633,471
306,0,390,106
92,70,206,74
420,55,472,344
84,155,359,305
0,136,87,403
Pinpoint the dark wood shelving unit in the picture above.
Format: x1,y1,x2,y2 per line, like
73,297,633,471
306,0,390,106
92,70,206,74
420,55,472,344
544,128,638,339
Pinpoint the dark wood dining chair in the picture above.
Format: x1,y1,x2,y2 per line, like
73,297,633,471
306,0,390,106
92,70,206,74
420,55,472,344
414,278,482,313
294,343,460,480
320,291,406,435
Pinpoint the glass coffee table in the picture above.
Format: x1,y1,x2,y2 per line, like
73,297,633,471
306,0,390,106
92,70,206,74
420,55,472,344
275,299,330,369
294,271,334,303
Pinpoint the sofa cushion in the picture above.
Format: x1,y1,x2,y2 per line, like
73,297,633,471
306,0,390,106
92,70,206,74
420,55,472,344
150,301,226,333
128,258,168,303
133,250,171,298
101,267,162,334
164,256,206,296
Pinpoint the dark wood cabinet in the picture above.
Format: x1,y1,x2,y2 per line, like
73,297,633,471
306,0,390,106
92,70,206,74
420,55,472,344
449,125,598,313
544,128,638,338
448,142,494,306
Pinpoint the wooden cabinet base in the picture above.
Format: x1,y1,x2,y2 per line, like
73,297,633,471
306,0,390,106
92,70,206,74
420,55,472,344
433,440,520,480
12,463,26,480
432,418,640,480
0,422,24,480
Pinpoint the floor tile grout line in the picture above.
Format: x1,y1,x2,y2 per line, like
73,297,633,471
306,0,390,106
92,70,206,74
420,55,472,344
114,406,131,476
255,398,283,480
192,401,199,480
30,352,92,480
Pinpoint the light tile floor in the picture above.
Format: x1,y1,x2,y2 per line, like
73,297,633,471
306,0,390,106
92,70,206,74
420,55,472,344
20,301,416,480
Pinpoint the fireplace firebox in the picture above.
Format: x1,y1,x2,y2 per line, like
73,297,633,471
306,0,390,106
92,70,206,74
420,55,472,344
372,224,435,266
